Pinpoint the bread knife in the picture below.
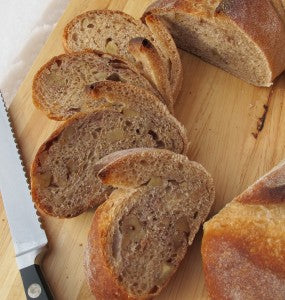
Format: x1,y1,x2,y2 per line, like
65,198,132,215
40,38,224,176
0,93,53,299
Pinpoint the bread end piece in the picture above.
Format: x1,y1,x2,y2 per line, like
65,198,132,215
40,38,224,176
145,0,285,87
128,37,174,112
202,161,285,300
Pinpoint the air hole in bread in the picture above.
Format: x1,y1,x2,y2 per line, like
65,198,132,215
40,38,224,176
140,160,147,166
106,72,125,82
112,228,121,259
142,38,151,48
148,130,158,141
44,136,59,152
193,211,198,219
156,140,165,148
67,107,80,113
55,59,62,67
149,286,158,294
87,23,94,28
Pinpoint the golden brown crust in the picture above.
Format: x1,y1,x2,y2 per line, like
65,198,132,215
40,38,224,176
128,37,174,112
144,14,183,100
202,161,285,300
85,193,135,300
215,0,285,82
237,161,285,204
146,0,285,84
202,230,285,300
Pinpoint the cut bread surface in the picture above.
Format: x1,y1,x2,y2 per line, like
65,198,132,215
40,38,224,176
202,161,285,300
86,148,215,299
32,50,162,120
31,90,188,218
146,0,285,86
63,9,182,100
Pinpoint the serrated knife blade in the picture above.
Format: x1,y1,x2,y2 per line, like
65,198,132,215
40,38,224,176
0,93,53,299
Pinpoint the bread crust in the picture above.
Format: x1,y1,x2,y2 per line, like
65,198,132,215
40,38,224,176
144,14,183,100
85,192,137,300
202,161,285,299
237,160,285,204
146,0,285,85
128,37,174,112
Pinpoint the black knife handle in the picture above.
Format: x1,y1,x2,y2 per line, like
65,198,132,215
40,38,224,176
20,264,53,300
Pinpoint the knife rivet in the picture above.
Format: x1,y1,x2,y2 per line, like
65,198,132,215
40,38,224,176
28,283,42,298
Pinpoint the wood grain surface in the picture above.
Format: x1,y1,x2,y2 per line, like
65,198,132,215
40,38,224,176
1,0,285,299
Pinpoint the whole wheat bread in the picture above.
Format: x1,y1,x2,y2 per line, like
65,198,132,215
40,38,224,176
145,0,285,86
85,148,215,299
202,160,285,300
63,10,182,102
31,84,188,218
32,50,165,120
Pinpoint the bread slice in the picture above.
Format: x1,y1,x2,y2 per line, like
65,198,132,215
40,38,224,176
144,14,183,100
63,10,182,102
32,50,164,120
145,0,285,86
202,160,285,300
31,84,188,218
85,148,215,299
128,37,174,110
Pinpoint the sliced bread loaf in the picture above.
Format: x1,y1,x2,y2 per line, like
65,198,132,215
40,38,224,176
145,0,285,86
63,10,182,101
31,84,188,218
32,50,164,120
85,148,215,299
202,161,285,300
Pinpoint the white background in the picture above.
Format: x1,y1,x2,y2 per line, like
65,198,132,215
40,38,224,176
0,0,69,106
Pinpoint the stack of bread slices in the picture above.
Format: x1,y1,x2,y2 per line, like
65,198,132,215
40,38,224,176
31,9,215,299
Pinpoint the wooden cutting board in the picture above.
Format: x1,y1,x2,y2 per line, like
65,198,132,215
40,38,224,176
1,0,285,299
